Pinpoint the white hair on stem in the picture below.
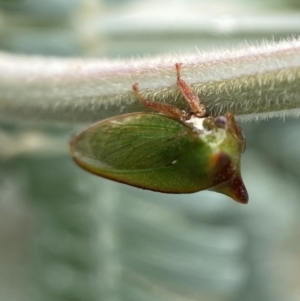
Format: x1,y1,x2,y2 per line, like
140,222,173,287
0,37,300,124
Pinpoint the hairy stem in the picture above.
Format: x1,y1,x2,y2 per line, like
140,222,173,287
1,38,300,124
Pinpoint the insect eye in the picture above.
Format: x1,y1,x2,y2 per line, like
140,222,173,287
214,116,228,128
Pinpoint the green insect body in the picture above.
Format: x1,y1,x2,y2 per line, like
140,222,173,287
69,64,248,204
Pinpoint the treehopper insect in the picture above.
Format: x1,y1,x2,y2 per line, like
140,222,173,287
69,64,248,203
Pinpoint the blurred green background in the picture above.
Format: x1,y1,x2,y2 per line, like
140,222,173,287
1,1,300,300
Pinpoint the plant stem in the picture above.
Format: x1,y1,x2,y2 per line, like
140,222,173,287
1,38,300,124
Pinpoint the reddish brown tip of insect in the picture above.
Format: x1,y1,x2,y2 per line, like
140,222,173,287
213,173,248,204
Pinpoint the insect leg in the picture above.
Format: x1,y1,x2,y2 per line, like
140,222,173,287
132,83,188,119
176,63,206,118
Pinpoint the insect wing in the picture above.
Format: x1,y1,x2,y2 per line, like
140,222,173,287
69,113,195,175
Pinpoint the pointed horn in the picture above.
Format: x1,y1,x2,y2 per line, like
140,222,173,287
211,173,248,204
